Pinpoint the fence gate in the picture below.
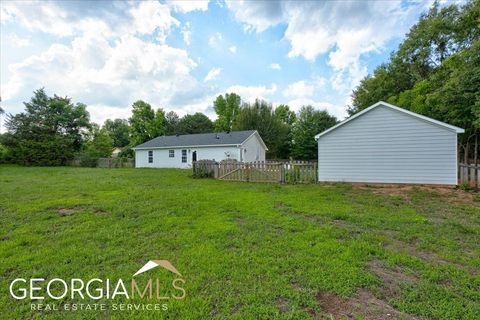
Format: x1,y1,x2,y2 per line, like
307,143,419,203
218,161,283,183
193,160,318,184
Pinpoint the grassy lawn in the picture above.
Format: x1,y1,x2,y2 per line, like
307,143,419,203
0,166,479,319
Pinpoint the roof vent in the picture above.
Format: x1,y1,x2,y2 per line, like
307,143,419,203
215,134,220,139
226,130,230,134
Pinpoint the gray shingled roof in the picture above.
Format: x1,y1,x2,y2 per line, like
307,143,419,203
133,130,257,149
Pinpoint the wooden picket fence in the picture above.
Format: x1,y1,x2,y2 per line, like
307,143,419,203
193,160,317,184
459,163,479,188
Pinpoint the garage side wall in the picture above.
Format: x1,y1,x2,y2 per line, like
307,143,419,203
317,106,458,185
241,133,266,162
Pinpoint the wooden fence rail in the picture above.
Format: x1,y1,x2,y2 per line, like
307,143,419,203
459,163,479,188
193,160,317,184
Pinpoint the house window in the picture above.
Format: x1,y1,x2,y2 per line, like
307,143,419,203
148,150,153,163
169,150,175,158
181,149,187,163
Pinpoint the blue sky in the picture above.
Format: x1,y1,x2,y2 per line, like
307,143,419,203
0,0,436,126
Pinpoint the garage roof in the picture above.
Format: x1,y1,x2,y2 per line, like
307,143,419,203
315,101,465,140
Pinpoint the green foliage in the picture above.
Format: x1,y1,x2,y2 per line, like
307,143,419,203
233,100,290,159
103,118,130,147
85,127,113,158
129,100,166,146
165,111,180,135
275,104,296,158
275,104,297,125
291,106,337,160
3,88,90,166
177,112,213,134
0,136,11,163
214,93,241,132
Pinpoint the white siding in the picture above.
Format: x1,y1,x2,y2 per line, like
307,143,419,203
135,146,241,168
317,105,458,185
241,133,266,162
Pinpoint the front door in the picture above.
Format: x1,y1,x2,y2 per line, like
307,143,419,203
192,151,197,162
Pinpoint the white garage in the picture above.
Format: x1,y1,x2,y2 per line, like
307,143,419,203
315,101,464,185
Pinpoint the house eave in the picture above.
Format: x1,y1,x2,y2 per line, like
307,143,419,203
133,144,241,150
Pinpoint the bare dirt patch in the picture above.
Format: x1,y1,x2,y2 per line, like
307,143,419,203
93,208,107,215
384,239,449,266
316,289,416,320
275,297,289,313
369,260,418,298
353,184,477,206
57,207,81,216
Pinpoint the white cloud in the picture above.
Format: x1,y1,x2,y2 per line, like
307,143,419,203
227,1,423,95
204,67,222,82
88,105,132,125
286,98,346,119
282,81,314,98
208,32,222,46
6,34,30,47
167,0,209,13
225,1,284,32
226,84,277,102
0,1,75,36
330,62,367,93
269,63,281,70
282,77,326,98
1,1,180,42
130,1,179,42
182,22,192,45
2,31,207,118
229,46,237,53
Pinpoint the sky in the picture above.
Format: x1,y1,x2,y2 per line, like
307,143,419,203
0,0,438,128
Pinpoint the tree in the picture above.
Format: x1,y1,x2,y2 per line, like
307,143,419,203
233,100,289,159
214,93,241,132
85,126,113,158
177,112,213,134
291,106,337,160
3,88,90,165
165,111,180,135
104,118,129,147
275,104,296,126
129,100,166,146
274,104,296,158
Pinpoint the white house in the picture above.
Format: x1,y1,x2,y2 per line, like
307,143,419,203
315,101,464,185
133,130,267,168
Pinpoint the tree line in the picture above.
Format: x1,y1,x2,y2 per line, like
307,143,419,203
350,0,479,163
0,89,337,165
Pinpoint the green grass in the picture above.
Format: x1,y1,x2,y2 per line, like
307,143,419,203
0,166,479,319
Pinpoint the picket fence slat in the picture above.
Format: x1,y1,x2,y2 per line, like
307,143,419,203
193,160,318,184
458,163,479,188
